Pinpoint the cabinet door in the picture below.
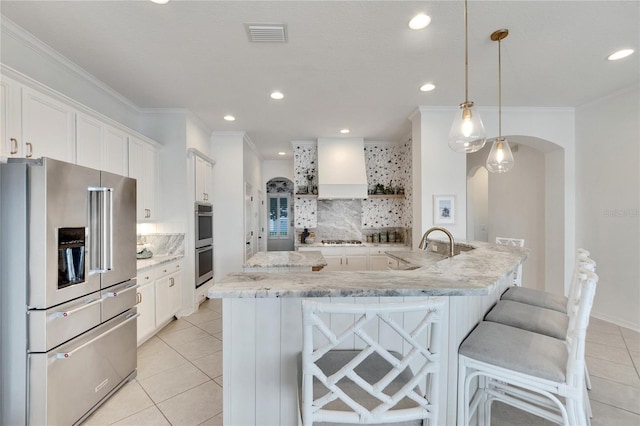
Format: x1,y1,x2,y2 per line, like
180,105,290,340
322,255,343,271
369,256,389,271
0,76,21,159
136,281,156,346
155,271,181,325
129,137,158,221
195,156,212,203
103,126,128,176
21,87,75,162
76,113,103,170
344,255,368,271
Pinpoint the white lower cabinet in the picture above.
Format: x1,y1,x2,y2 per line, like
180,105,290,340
299,245,408,271
136,260,183,346
155,264,183,326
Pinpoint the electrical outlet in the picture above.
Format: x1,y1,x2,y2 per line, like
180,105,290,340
431,244,438,252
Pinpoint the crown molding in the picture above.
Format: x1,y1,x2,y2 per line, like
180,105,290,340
1,16,143,114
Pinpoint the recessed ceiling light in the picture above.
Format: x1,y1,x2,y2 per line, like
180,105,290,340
420,83,436,92
340,129,350,134
270,91,284,100
607,49,634,61
408,14,431,30
149,0,170,4
223,115,236,121
278,151,286,156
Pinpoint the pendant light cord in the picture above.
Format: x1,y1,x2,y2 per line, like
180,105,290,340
498,37,502,138
464,0,469,103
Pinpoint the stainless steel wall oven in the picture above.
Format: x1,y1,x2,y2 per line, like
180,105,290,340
194,202,214,288
195,202,213,248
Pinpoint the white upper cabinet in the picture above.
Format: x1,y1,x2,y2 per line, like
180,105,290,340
0,76,21,160
129,136,159,221
76,112,128,175
21,86,75,162
195,155,213,203
1,78,75,162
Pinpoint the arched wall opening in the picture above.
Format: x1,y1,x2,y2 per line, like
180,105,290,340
467,136,565,294
266,177,295,251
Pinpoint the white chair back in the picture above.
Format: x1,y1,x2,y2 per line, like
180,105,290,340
495,237,525,286
566,268,598,389
301,298,445,425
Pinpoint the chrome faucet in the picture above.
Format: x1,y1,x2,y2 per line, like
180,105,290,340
418,227,455,257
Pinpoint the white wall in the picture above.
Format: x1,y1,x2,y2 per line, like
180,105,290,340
544,149,565,296
411,107,468,246
576,85,640,330
263,160,294,189
187,113,213,156
467,167,489,242
212,132,246,279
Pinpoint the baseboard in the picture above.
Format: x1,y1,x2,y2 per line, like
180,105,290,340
591,310,640,332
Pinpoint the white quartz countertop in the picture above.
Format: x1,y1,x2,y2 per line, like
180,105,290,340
137,254,184,273
209,241,530,298
243,251,327,268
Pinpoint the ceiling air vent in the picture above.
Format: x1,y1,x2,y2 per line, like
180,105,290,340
245,23,288,43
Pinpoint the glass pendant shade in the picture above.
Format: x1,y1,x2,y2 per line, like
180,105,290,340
486,137,514,173
448,102,487,153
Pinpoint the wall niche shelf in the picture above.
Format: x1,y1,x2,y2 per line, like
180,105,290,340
368,194,405,199
294,194,405,199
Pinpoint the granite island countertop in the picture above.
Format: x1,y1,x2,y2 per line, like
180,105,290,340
243,250,327,269
209,240,530,298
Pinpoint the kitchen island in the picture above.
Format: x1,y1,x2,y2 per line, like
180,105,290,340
242,250,327,272
208,241,529,425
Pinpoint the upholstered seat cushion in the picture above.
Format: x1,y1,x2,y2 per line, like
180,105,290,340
459,321,568,382
485,300,569,340
501,286,568,313
298,350,423,426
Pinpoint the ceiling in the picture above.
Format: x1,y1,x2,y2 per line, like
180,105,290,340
1,1,638,160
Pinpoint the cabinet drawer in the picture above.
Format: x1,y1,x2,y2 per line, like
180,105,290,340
137,270,155,285
157,260,182,278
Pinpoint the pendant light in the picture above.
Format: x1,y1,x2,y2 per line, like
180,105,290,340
486,29,515,173
448,0,487,153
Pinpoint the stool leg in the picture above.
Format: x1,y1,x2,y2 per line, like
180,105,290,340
585,364,592,390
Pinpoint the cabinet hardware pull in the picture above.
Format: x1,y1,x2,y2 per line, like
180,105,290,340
25,142,33,158
346,258,349,265
169,277,175,287
136,293,142,304
10,138,18,155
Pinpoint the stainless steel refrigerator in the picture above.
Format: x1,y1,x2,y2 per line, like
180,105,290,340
1,157,138,425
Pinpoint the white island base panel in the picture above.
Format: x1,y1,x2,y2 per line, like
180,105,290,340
221,275,511,426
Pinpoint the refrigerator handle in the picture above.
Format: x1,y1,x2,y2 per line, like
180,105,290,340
88,187,113,273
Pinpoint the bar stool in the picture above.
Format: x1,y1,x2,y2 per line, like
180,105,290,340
299,298,446,425
457,267,598,426
501,248,592,313
495,237,525,286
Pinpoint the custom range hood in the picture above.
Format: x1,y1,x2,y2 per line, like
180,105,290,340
317,138,368,199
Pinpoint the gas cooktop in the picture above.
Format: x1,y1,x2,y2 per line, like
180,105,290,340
321,239,364,246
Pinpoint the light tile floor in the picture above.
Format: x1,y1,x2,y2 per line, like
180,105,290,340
85,298,223,426
87,302,640,425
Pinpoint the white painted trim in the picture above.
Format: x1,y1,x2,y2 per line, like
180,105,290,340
243,133,263,161
1,65,161,149
591,311,640,333
1,16,140,113
187,148,216,165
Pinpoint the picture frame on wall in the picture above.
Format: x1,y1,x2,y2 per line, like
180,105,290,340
433,194,455,225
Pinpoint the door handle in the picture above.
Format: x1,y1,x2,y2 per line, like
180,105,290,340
10,138,18,155
50,298,100,319
25,142,33,158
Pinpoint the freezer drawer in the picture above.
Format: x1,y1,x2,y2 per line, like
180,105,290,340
28,291,102,353
28,308,138,426
101,280,137,321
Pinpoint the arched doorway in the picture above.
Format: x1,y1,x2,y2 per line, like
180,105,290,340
266,177,294,251
467,136,565,295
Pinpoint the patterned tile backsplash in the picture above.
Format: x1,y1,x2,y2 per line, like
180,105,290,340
293,139,412,239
